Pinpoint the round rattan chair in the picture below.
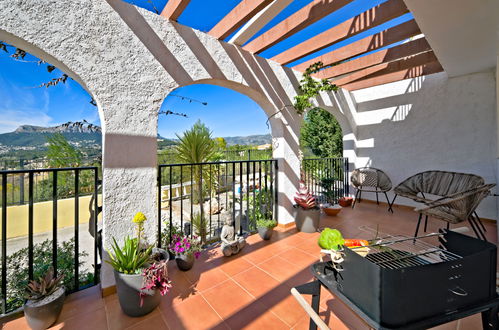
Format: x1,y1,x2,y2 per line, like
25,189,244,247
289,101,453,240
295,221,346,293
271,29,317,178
414,183,495,241
351,167,392,212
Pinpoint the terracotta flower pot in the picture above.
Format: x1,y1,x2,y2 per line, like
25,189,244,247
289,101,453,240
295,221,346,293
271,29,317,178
323,206,342,216
339,197,353,207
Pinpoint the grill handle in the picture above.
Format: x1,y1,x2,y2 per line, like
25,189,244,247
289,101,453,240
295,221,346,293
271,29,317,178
290,288,330,330
449,286,468,297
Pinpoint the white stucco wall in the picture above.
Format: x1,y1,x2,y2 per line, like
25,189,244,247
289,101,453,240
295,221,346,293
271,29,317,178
347,71,498,220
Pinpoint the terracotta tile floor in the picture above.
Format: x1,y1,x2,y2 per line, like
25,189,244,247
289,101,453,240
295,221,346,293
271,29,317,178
2,202,497,329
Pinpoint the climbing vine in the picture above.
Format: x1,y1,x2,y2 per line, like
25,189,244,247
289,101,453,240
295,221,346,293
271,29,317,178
293,62,338,115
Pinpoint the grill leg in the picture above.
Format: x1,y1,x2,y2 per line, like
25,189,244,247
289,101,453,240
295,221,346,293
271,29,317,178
383,192,392,213
388,194,397,212
414,213,423,238
482,305,499,330
423,215,428,232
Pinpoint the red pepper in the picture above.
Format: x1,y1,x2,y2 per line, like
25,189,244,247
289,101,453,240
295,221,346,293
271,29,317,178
344,239,369,247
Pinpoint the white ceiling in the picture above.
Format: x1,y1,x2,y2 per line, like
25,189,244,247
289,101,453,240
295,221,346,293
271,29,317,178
404,0,499,77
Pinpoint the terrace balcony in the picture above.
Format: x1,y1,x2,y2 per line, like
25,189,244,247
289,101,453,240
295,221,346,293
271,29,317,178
2,202,496,330
0,0,498,329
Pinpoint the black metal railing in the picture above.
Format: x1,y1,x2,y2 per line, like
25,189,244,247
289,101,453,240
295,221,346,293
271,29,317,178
158,159,278,247
0,167,100,315
0,158,101,206
302,157,349,204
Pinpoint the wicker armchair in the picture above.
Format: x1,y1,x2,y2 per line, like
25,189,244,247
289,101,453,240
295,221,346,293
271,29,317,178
414,184,495,240
351,167,392,212
390,170,487,234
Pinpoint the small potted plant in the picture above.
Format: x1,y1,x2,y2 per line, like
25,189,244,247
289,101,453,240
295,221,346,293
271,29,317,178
170,234,202,271
107,212,169,317
256,217,277,240
293,181,321,233
320,177,342,216
24,268,65,330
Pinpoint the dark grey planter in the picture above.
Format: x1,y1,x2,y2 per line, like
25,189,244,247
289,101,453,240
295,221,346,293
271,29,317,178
175,253,195,271
24,287,65,330
114,271,160,317
294,207,321,233
258,227,274,240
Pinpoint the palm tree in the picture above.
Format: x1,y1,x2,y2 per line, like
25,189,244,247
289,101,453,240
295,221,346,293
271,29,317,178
175,121,216,242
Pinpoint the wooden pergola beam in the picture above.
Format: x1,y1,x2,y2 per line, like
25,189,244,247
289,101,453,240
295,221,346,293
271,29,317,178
272,0,409,65
160,0,191,21
243,0,354,54
229,0,294,46
209,0,274,40
333,51,437,86
315,37,431,79
342,61,444,91
293,19,421,72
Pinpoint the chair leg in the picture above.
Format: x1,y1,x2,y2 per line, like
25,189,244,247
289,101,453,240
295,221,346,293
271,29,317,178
358,190,362,202
388,194,397,213
473,211,487,232
383,192,393,213
446,222,450,230
414,213,423,238
469,216,487,241
375,189,379,205
468,216,486,241
423,215,428,232
352,190,360,209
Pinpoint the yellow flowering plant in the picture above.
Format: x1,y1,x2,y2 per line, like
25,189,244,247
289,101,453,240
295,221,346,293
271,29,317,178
106,212,152,274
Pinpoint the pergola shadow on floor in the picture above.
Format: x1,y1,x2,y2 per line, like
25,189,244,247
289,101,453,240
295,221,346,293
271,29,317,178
3,202,496,330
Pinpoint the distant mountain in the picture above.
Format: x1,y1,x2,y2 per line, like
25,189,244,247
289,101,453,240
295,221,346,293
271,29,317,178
0,125,101,148
223,134,271,146
0,125,271,150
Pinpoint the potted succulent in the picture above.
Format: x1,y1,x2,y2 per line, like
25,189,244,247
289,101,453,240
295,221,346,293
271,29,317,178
169,234,202,271
107,212,171,317
24,268,65,330
256,217,277,240
293,181,321,233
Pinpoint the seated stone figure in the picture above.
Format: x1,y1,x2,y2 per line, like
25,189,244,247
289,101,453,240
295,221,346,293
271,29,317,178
220,218,246,257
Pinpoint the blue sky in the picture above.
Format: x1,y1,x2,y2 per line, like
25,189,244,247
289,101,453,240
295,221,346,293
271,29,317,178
0,0,411,137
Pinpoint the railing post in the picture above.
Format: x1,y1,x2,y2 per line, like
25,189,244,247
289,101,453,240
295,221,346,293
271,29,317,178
157,166,162,248
2,173,7,314
52,171,58,276
74,169,79,290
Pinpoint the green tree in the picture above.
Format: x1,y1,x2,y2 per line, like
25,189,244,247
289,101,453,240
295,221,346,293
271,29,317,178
46,133,82,168
175,121,216,242
175,121,216,164
300,108,343,158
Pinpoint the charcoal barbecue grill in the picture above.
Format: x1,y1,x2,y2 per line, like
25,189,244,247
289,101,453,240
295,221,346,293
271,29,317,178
292,228,499,329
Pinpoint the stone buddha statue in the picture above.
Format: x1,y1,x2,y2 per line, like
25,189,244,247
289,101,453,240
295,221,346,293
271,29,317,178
220,218,246,257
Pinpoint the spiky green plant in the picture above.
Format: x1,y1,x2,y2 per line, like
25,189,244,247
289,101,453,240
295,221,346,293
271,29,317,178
106,237,152,274
25,267,64,301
